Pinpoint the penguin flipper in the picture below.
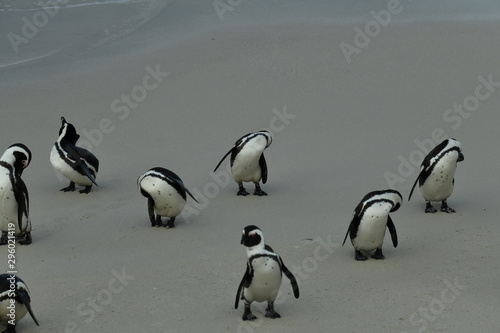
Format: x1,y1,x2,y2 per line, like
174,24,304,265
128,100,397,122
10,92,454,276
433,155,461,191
213,148,233,172
65,145,98,186
408,173,420,201
13,179,29,232
342,212,361,247
235,264,251,309
280,259,299,298
184,188,199,204
16,290,39,326
259,154,268,184
147,197,156,226
387,215,398,248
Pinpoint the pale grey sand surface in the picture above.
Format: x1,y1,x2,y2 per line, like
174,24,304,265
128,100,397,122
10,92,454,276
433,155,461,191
1,1,500,332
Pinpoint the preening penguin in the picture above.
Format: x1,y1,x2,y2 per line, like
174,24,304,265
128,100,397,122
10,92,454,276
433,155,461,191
0,274,39,333
0,144,33,245
137,167,199,228
409,138,464,213
50,117,99,193
235,225,299,321
343,190,402,261
214,130,272,196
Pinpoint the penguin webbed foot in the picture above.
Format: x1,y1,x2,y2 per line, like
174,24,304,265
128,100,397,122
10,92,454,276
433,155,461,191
425,202,438,213
265,302,281,319
164,218,175,229
242,304,257,321
79,185,92,194
17,232,32,245
371,248,385,260
237,183,249,196
440,201,456,213
61,182,76,192
354,250,368,261
253,183,268,196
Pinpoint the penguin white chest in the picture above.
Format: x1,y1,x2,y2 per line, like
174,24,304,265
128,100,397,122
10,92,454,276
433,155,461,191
0,175,17,229
421,154,458,202
244,256,282,303
139,176,185,217
50,145,93,186
0,298,28,324
232,147,262,183
353,204,391,251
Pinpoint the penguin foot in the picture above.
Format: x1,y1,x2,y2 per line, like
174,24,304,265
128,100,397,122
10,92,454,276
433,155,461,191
17,232,32,245
371,248,385,260
265,303,281,319
0,232,7,245
79,185,92,194
425,202,437,213
253,183,267,196
164,218,176,229
354,250,368,261
237,184,250,196
2,324,16,333
242,305,257,321
440,201,456,213
61,182,76,192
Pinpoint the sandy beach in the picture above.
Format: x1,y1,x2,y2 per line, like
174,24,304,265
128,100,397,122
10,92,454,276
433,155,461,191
1,0,500,332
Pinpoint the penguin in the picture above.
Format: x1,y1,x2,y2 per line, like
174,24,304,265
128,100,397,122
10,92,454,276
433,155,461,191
214,130,272,196
137,167,199,228
0,274,39,333
408,138,464,213
0,144,33,245
50,117,99,194
342,189,402,261
235,225,299,321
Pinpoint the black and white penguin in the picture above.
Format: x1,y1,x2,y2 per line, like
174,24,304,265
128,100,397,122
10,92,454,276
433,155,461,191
0,144,33,245
0,274,39,333
50,117,99,194
409,138,464,213
342,190,402,261
137,167,199,228
235,225,299,321
214,130,272,196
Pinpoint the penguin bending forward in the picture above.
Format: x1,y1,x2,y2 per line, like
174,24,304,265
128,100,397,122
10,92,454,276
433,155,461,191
214,130,272,196
409,138,464,213
50,117,99,193
137,167,199,228
0,274,39,333
235,225,299,321
0,144,33,245
343,190,402,261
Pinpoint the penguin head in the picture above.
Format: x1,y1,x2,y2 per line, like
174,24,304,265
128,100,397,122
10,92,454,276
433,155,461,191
58,117,80,144
241,225,264,248
1,143,32,177
258,130,273,148
448,138,464,162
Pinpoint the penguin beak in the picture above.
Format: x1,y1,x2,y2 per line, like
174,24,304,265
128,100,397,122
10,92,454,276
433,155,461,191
458,153,464,162
61,116,67,124
240,234,246,245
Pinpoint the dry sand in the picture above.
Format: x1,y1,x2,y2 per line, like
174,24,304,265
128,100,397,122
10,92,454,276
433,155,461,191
1,0,500,332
